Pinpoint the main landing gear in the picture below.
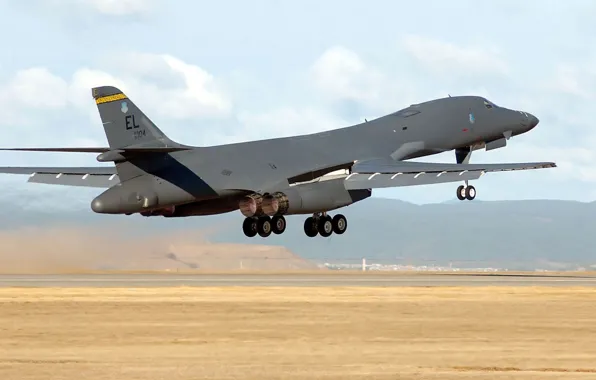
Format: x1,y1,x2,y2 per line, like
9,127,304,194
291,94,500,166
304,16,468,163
303,213,347,238
242,213,348,238
242,215,286,237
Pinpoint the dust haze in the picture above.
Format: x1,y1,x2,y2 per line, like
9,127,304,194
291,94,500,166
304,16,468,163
0,223,317,273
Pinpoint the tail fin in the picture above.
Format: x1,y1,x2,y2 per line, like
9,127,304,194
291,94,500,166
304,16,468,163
92,86,180,149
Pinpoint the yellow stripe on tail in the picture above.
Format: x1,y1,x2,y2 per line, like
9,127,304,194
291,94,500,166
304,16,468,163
95,93,128,104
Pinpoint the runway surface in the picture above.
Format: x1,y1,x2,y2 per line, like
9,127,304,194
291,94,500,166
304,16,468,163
1,273,596,287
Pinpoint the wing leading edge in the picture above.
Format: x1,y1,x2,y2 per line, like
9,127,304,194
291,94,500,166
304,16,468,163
0,167,119,188
344,159,556,190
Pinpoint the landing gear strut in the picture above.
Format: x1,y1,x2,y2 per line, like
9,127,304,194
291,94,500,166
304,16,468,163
242,215,287,237
304,213,347,238
455,146,477,201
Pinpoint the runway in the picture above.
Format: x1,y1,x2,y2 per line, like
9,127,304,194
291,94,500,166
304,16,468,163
1,273,596,287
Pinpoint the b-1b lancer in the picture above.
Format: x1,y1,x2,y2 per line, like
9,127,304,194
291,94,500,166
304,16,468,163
0,86,555,238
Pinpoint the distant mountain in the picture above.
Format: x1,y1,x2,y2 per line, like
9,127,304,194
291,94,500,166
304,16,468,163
1,195,595,271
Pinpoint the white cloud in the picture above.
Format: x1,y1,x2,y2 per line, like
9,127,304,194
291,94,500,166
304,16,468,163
232,107,348,144
154,55,232,119
400,34,509,77
83,0,153,15
9,68,70,109
309,46,421,114
0,68,70,126
77,53,232,119
0,53,232,127
310,46,384,104
39,0,154,16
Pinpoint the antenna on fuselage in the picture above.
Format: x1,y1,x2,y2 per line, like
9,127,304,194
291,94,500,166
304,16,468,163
448,94,452,97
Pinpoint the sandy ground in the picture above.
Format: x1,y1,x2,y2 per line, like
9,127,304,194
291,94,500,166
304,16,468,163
1,286,595,379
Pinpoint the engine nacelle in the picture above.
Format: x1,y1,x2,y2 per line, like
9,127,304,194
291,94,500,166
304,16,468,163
252,177,371,216
238,193,264,217
90,174,198,214
262,192,290,216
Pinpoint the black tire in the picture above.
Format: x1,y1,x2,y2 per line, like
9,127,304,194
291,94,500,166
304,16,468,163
242,217,257,237
257,216,272,237
318,215,333,237
456,185,466,201
304,217,318,237
465,185,476,200
271,215,286,235
332,214,347,234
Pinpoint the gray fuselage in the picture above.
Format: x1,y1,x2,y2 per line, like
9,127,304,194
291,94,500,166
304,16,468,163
92,95,539,214
171,96,536,193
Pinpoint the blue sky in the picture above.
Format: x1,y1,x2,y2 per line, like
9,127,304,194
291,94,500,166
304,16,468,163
0,0,595,208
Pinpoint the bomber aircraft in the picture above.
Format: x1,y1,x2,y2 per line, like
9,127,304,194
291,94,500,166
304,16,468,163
0,86,555,238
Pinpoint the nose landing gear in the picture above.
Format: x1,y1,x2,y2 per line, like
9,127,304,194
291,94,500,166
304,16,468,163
455,146,477,201
456,184,476,201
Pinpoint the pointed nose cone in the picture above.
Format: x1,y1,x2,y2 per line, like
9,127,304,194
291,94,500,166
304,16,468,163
528,113,539,129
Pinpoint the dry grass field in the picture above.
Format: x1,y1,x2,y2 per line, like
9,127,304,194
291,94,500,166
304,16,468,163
1,286,595,379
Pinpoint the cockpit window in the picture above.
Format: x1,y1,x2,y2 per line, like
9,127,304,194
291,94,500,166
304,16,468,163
483,100,494,109
395,109,421,118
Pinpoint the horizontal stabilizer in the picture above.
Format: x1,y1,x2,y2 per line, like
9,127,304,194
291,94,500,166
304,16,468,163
0,146,189,153
0,166,118,188
344,159,556,190
28,172,120,188
0,147,111,153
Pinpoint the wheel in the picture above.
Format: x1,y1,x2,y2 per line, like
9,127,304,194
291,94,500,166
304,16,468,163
465,185,476,200
257,216,272,237
242,217,257,237
317,215,333,237
304,217,318,237
332,214,347,234
456,185,466,201
271,215,286,235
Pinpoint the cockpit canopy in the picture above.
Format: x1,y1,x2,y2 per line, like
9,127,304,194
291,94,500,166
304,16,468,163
483,99,497,109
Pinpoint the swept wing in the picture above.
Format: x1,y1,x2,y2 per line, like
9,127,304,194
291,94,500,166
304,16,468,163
344,159,556,190
0,158,557,190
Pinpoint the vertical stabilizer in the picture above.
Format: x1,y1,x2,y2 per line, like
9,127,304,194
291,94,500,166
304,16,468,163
92,86,180,149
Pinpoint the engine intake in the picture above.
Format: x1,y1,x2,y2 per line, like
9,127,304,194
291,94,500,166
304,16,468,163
262,192,290,216
238,193,264,217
